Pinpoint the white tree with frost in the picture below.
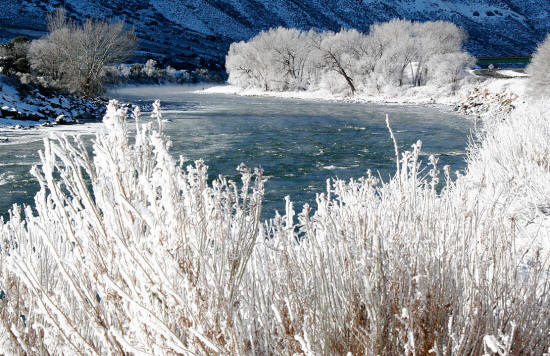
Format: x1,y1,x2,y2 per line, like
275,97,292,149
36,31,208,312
226,40,269,90
28,7,136,96
226,28,316,91
527,33,550,98
262,27,316,90
143,59,158,77
311,29,362,93
226,21,473,94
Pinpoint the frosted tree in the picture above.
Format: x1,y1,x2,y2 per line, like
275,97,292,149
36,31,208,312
427,52,475,88
28,28,70,82
226,28,316,91
527,34,550,98
412,21,471,86
368,19,428,87
262,27,316,90
311,29,363,93
28,7,136,96
226,40,270,90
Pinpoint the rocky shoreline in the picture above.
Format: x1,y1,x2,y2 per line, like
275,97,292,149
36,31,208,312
0,75,107,128
455,87,520,117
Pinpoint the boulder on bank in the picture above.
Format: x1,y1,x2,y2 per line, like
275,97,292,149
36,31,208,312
1,106,17,118
55,114,78,125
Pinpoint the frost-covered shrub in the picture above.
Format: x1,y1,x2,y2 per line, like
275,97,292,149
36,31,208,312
527,33,550,98
143,59,158,77
1,101,549,354
0,101,266,354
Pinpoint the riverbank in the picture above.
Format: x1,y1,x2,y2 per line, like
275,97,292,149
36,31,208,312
199,71,528,121
0,75,106,128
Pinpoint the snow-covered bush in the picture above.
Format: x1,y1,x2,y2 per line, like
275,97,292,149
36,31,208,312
1,100,549,354
143,59,158,77
0,101,266,354
527,33,550,98
226,21,473,95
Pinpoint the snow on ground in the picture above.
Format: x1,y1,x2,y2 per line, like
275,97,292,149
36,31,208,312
496,69,529,77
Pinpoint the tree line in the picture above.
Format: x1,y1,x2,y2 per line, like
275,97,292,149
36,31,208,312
226,20,475,94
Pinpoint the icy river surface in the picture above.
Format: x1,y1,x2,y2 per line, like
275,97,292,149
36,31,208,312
0,85,473,219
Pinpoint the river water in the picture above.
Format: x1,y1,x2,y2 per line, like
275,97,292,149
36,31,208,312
0,85,473,219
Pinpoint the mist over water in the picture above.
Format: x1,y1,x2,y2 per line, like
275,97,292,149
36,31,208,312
0,85,473,219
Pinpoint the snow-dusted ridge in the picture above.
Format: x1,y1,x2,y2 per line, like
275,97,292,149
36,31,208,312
1,0,549,67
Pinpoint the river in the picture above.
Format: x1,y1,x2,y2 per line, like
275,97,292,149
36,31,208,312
0,85,473,220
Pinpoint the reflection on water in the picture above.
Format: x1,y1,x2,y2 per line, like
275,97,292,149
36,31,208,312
0,85,473,220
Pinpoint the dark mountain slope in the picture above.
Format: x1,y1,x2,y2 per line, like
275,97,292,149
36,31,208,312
1,0,547,69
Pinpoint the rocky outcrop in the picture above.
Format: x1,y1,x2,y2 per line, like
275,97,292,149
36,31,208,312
456,87,520,117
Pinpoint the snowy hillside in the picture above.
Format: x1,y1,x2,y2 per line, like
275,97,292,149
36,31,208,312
0,0,548,68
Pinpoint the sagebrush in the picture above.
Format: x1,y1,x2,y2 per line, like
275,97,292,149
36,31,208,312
1,100,549,355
